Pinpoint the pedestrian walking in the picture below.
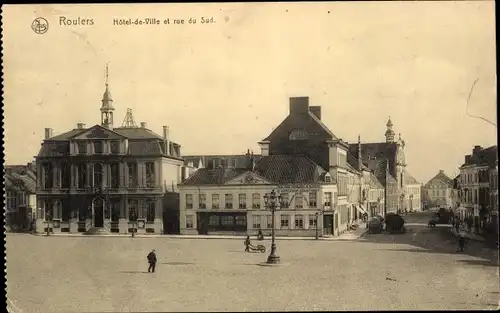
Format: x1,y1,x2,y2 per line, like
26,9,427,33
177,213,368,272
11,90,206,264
244,236,251,252
147,249,157,273
466,217,473,232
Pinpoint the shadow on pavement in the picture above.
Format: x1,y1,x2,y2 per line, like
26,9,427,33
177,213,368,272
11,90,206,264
454,259,499,267
160,261,195,265
359,218,498,265
120,271,150,274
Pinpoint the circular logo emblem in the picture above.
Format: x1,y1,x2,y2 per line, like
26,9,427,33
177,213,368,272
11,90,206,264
31,17,49,34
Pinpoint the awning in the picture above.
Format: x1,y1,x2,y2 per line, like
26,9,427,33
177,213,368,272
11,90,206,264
355,205,368,215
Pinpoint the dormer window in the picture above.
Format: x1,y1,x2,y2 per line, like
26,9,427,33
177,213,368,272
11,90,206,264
110,140,120,154
324,174,332,183
77,142,87,155
93,141,104,154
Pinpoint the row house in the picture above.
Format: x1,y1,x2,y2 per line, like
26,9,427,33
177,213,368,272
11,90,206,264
458,145,497,229
4,163,37,231
35,74,184,234
179,155,338,237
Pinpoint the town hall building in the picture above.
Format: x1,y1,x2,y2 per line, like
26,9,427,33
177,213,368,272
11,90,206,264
35,67,184,234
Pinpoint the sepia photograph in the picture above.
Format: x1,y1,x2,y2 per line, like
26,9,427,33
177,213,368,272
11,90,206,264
2,2,498,312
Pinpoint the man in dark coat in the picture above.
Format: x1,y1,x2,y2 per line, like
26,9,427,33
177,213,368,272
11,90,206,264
147,249,157,273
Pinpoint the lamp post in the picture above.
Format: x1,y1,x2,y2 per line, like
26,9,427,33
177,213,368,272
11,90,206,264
315,206,325,240
131,209,137,238
264,189,281,264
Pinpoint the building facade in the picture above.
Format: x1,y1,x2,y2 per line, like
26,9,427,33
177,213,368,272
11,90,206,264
35,72,184,234
424,170,454,208
179,97,386,237
179,154,338,237
458,145,497,229
348,117,421,214
4,163,37,231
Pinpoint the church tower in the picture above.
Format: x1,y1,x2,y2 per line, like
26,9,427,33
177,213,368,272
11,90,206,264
385,117,395,143
101,63,115,129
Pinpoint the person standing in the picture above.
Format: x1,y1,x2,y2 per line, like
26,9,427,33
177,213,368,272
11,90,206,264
244,236,251,252
147,249,157,273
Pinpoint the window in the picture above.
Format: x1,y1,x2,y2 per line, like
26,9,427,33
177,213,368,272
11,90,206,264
309,215,317,228
145,162,156,188
6,192,16,211
77,141,87,155
93,141,104,154
225,194,233,209
235,216,246,226
238,194,247,209
199,194,206,209
110,163,120,188
209,215,220,226
252,193,260,209
110,141,120,154
61,163,71,189
128,199,138,222
127,163,138,188
309,192,317,208
186,215,194,229
325,175,332,183
280,215,289,229
186,194,193,209
43,163,53,189
145,199,155,222
280,193,289,208
252,215,261,229
325,192,332,207
212,194,220,209
266,215,273,229
295,215,304,229
77,163,86,188
93,163,103,188
295,193,304,208
231,159,236,168
221,215,233,225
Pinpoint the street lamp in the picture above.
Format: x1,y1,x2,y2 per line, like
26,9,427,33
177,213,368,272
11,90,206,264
315,206,325,240
264,189,282,264
130,209,137,238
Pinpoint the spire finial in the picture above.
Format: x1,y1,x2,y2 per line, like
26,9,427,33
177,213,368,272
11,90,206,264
105,62,109,86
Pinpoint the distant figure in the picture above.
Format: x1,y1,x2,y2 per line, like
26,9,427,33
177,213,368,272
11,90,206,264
244,236,251,252
455,220,460,232
147,249,157,273
257,229,264,241
404,209,408,216
457,235,466,253
466,218,473,232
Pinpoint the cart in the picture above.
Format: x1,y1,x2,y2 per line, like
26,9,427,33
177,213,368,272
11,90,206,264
248,244,266,253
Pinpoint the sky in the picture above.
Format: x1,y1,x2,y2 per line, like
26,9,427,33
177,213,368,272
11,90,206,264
2,2,497,184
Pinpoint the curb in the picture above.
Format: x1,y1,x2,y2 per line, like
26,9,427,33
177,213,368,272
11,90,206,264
28,232,364,241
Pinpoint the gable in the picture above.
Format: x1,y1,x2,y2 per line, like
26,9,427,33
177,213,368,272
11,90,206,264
71,125,126,140
225,171,273,185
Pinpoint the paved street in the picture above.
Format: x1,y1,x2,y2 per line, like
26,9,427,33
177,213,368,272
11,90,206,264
6,212,499,312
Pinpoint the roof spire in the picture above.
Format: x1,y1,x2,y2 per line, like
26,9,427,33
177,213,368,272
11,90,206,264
385,116,395,143
105,62,109,86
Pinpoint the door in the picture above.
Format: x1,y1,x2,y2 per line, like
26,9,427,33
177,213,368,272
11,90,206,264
323,214,333,235
93,198,104,228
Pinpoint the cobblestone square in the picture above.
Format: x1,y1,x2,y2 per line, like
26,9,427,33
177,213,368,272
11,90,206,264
6,231,499,312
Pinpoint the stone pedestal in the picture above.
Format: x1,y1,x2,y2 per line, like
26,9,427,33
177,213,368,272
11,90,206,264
69,219,78,233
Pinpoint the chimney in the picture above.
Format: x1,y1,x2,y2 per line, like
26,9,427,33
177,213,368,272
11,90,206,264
289,97,309,115
44,128,53,139
473,145,482,155
163,126,170,155
309,106,322,120
140,122,147,128
465,155,471,164
76,123,85,129
439,170,444,174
